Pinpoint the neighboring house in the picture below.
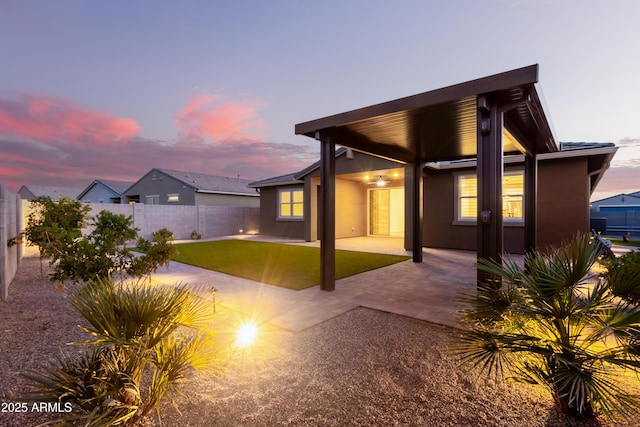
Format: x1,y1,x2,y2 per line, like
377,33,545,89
18,184,86,201
77,179,135,204
250,143,616,254
591,191,640,234
123,168,259,207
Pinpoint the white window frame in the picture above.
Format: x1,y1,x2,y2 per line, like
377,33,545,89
453,170,524,226
277,188,304,220
145,195,160,205
167,194,180,203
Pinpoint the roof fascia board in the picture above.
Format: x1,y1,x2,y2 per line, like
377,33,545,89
295,65,539,135
196,190,258,197
77,180,99,200
537,146,617,161
248,179,301,188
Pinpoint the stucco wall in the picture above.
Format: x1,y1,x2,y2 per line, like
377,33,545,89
256,186,305,238
194,192,259,207
124,171,197,205
422,156,591,253
336,179,367,238
80,186,121,203
422,167,525,254
537,157,590,250
1,185,23,300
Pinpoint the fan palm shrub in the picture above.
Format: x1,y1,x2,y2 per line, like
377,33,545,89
456,234,640,420
23,279,226,426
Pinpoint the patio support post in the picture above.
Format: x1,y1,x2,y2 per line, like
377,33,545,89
411,162,423,262
318,131,335,291
524,152,537,256
476,96,504,285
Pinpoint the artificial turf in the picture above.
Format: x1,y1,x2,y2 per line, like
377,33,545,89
172,240,411,290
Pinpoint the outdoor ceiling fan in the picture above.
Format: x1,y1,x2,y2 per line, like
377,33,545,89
366,175,391,187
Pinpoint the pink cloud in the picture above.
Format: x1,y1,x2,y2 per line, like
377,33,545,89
174,93,267,142
591,165,640,201
0,91,141,147
0,91,317,194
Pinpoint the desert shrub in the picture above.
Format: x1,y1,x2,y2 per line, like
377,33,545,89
23,278,226,426
53,210,139,283
23,202,177,283
601,250,640,303
21,196,90,263
456,234,640,421
129,228,179,278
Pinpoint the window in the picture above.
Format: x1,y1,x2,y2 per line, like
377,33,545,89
278,188,303,219
145,195,159,205
167,194,180,202
455,171,524,223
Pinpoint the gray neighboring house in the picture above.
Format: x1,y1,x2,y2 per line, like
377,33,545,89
591,190,640,235
77,179,135,204
123,168,259,207
18,184,86,201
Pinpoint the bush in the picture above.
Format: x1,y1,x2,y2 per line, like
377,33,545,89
601,250,640,303
21,196,90,263
456,234,640,421
23,278,226,426
129,228,179,278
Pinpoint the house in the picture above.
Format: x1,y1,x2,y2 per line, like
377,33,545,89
18,184,86,201
590,191,640,235
77,179,135,204
254,64,617,290
251,142,615,253
123,168,259,207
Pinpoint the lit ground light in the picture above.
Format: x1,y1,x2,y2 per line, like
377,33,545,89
236,322,258,347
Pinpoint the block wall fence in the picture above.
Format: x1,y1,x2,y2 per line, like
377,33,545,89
82,203,260,241
0,185,23,300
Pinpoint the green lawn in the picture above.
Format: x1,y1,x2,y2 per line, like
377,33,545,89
172,240,411,290
608,238,640,247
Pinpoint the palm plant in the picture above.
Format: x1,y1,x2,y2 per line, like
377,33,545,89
23,279,227,426
456,234,640,420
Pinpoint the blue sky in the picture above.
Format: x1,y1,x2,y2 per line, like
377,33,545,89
1,0,638,200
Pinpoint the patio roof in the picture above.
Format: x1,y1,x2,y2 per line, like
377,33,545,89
295,64,556,162
295,64,561,291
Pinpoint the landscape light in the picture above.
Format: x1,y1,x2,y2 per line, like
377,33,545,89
236,322,257,347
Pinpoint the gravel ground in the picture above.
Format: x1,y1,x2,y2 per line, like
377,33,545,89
1,250,638,426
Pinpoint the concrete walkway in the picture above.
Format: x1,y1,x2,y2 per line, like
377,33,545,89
151,236,479,332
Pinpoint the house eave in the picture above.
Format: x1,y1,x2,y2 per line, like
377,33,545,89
196,190,259,197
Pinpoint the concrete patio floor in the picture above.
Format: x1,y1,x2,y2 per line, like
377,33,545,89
151,235,638,332
151,236,480,331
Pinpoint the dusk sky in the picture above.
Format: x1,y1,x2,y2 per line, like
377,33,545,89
1,0,638,201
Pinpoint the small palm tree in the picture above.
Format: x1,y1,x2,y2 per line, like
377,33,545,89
23,279,227,426
456,234,640,420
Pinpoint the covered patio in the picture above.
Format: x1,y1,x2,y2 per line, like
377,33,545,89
151,236,480,330
295,64,556,290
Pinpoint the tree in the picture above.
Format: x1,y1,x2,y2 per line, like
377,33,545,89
456,234,640,421
53,210,139,283
20,196,90,276
23,278,226,426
